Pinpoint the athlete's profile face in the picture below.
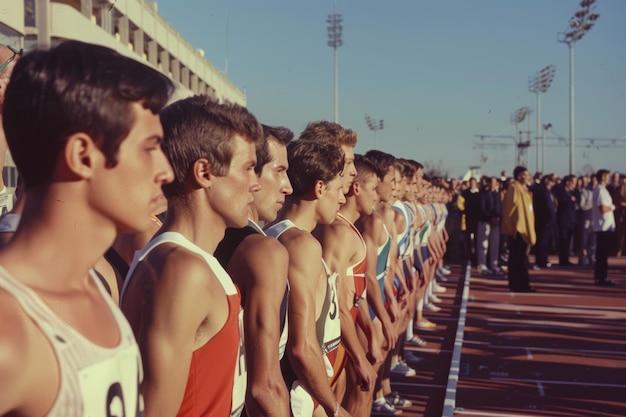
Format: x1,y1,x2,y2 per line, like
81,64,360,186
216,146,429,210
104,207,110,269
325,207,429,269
391,169,402,201
211,134,260,228
340,145,356,194
255,138,293,223
357,174,379,215
91,103,173,234
319,174,346,224
377,166,395,203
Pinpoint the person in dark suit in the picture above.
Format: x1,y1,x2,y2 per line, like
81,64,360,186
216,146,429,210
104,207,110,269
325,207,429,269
533,175,556,268
476,177,504,274
553,174,578,266
461,177,481,267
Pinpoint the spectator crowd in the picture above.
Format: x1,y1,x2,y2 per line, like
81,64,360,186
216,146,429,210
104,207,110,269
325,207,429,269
445,168,625,290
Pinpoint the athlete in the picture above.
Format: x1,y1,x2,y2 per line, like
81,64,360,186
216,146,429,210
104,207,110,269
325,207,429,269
265,138,350,417
214,124,294,417
121,96,262,417
0,40,174,417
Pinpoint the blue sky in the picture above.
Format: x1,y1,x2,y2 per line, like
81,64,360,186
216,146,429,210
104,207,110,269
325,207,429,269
155,0,625,179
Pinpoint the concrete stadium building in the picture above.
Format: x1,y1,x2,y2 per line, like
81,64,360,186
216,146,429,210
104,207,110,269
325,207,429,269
1,0,245,195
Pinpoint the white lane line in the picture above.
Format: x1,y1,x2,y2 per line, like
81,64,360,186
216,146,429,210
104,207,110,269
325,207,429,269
490,376,626,389
442,261,471,417
525,348,533,360
537,381,545,397
405,347,453,354
455,410,541,417
485,321,620,331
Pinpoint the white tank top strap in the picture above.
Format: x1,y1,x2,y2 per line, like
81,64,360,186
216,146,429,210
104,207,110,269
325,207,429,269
123,231,237,298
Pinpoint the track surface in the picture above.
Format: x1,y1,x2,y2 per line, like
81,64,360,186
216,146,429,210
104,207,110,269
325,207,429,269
388,256,626,417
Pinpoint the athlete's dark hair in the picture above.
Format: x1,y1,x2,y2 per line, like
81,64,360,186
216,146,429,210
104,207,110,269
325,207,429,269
396,158,416,179
405,159,424,171
286,140,344,198
3,40,173,188
364,149,396,180
255,124,294,175
159,95,263,198
354,154,378,183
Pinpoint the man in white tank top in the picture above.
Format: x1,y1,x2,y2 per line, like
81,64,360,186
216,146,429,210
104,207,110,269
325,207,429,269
121,97,263,417
265,138,350,417
0,40,174,417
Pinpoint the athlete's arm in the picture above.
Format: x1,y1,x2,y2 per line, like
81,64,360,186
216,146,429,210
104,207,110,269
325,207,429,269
0,293,56,416
360,214,397,350
355,299,383,366
228,235,291,417
132,251,221,417
382,208,401,321
319,223,377,392
283,232,352,417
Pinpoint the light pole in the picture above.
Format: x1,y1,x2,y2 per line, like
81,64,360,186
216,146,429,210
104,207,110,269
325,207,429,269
542,123,552,172
510,107,531,167
528,64,556,173
558,0,599,175
327,1,343,123
365,115,384,150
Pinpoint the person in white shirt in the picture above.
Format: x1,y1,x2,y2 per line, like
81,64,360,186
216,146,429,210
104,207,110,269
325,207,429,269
591,169,616,286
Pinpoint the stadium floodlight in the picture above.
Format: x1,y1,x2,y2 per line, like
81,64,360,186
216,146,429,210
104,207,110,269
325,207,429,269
510,107,532,167
365,114,384,150
327,2,343,123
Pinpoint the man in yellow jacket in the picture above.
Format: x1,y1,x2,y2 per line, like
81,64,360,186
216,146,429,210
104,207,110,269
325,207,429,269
501,166,536,292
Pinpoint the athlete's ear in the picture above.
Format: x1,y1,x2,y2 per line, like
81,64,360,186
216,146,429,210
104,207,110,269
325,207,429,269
352,181,361,195
314,179,325,199
192,158,212,188
63,132,98,180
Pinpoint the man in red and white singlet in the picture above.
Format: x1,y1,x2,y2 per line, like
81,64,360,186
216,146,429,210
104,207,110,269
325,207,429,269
121,97,263,417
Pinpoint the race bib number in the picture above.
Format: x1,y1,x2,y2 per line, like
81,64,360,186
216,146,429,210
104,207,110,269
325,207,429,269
78,345,144,417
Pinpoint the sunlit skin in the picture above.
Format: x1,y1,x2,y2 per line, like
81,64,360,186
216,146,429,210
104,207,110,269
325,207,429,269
122,128,260,417
376,167,395,205
319,175,347,224
270,167,353,416
252,137,293,223
340,145,356,194
221,135,293,417
210,135,260,229
316,171,381,413
0,100,174,417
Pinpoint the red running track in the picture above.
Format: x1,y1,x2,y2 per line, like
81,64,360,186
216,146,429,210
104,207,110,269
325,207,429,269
386,255,626,417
